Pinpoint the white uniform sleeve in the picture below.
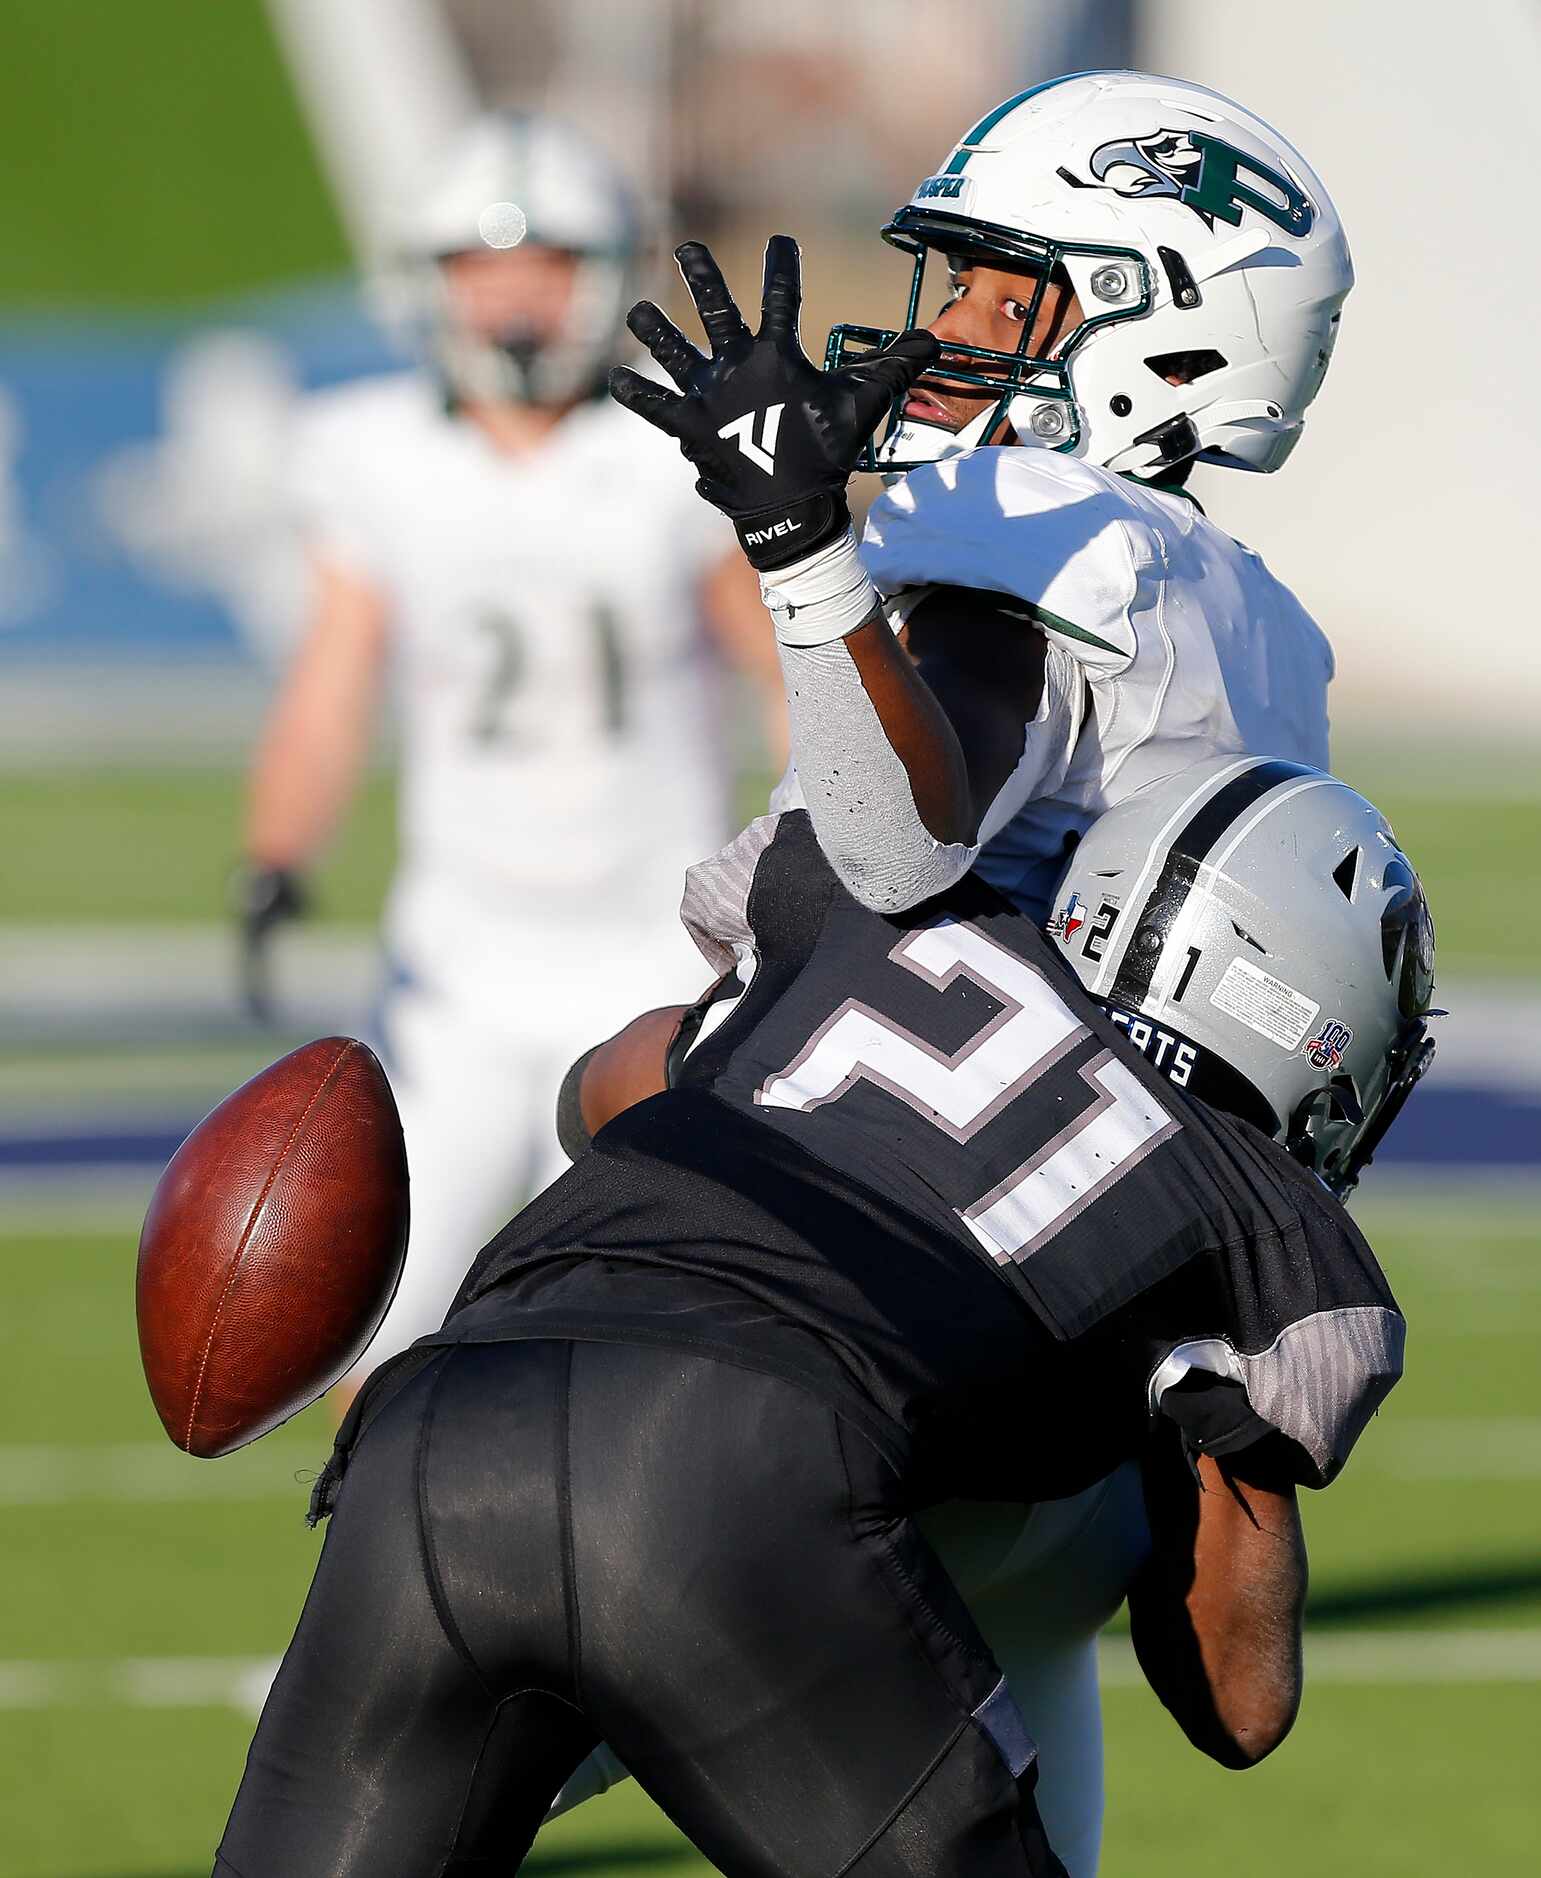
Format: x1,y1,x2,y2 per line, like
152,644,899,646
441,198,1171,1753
864,450,1154,679
284,399,389,584
616,351,738,586
663,454,737,586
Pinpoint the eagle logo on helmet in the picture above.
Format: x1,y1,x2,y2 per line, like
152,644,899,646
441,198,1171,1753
1089,130,1204,202
1086,128,1315,237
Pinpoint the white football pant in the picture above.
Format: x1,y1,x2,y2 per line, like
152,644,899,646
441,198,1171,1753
359,906,710,1375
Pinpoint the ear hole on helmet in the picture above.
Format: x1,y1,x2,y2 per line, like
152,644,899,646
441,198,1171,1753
1333,849,1360,899
1146,348,1228,386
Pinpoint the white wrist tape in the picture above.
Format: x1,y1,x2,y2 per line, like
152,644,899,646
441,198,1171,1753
758,527,880,647
778,636,978,913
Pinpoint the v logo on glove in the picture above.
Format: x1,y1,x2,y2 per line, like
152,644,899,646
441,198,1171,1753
716,403,785,474
610,235,935,570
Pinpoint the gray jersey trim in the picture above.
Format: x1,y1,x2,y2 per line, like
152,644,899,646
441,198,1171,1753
972,1675,1037,1777
1149,1304,1406,1482
679,814,782,973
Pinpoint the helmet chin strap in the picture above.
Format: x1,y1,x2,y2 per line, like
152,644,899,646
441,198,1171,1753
435,324,609,410
875,399,1008,479
432,252,630,410
435,328,531,404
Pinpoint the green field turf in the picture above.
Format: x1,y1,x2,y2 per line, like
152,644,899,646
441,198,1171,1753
1,764,1533,976
0,769,397,932
2,1187,1535,1875
0,1,344,307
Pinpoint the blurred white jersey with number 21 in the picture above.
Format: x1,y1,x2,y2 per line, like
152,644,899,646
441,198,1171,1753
291,372,735,1366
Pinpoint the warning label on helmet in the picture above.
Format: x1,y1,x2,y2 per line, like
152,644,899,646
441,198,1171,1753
1208,956,1320,1052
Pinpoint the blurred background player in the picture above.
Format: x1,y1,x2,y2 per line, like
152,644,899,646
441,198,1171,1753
234,111,777,1379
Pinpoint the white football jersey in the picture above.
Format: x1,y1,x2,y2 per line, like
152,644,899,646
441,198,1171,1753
288,372,736,923
862,447,1334,920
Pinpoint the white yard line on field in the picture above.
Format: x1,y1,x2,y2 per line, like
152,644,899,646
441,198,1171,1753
0,1442,322,1504
1100,1629,1541,1687
4,1420,1537,1509
4,1632,1539,1715
116,1656,282,1713
0,1657,278,1716
0,924,375,1050
0,1167,159,1230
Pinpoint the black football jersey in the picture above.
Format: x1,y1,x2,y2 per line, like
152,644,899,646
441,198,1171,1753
438,811,1402,1496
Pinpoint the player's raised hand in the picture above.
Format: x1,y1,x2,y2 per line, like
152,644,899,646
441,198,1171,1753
611,237,936,570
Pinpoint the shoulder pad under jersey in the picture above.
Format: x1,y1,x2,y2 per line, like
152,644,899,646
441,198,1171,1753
861,448,1160,677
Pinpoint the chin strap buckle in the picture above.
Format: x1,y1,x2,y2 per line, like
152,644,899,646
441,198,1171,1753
1131,412,1200,467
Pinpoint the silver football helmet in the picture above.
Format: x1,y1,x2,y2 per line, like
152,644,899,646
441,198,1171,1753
1048,756,1437,1196
393,111,642,405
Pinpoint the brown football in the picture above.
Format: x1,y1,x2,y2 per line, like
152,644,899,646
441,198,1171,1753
136,1036,409,1457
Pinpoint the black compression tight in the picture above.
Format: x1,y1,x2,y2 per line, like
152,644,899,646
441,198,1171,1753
215,1340,1066,1877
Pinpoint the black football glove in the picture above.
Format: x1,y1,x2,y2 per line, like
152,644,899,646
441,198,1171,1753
610,236,937,571
230,862,309,1026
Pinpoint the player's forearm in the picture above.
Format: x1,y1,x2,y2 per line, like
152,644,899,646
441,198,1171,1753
1129,1440,1306,1768
1182,1454,1305,1763
245,689,373,868
777,615,978,914
245,558,388,870
840,615,978,842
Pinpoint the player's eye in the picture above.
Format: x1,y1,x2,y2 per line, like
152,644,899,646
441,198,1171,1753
1002,297,1032,324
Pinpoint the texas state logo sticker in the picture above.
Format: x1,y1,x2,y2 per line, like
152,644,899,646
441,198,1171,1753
1304,1020,1353,1072
1048,891,1086,943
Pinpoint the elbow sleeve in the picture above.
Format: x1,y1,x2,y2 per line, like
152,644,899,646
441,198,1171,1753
778,636,978,913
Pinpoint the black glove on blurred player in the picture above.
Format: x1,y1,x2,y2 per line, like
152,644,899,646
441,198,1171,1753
610,237,936,572
231,862,309,1025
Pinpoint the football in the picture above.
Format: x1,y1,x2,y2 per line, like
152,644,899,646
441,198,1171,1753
136,1036,409,1458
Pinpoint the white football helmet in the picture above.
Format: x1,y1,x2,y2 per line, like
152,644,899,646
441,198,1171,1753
828,71,1352,475
1048,757,1437,1198
395,111,642,406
